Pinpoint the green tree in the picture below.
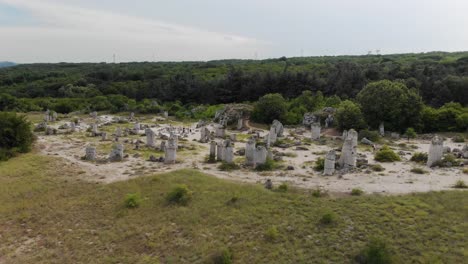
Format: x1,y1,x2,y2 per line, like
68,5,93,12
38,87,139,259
404,127,417,141
0,112,35,160
357,80,423,132
251,93,287,123
335,100,366,131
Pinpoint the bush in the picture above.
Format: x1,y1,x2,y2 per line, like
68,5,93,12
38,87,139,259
374,145,401,162
166,185,192,205
453,135,465,143
359,129,380,142
355,237,393,264
320,212,337,225
0,112,35,161
336,100,367,131
313,157,325,171
218,162,240,171
251,93,288,124
404,127,417,141
410,168,427,174
277,183,288,192
211,248,233,264
351,188,364,196
370,164,385,172
463,168,468,174
255,158,276,171
312,188,327,198
453,180,467,189
265,226,279,242
410,152,428,163
124,193,141,208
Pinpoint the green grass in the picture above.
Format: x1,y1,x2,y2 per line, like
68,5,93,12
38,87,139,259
0,153,467,263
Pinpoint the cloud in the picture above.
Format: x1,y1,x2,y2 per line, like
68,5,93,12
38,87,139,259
0,0,270,62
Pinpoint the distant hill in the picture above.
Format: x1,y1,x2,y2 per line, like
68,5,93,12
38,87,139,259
0,61,16,68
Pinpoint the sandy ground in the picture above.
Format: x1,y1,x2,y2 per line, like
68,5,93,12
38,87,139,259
35,114,468,195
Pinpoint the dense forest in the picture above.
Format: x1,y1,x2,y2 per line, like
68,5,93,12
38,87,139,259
1,51,467,106
0,51,467,133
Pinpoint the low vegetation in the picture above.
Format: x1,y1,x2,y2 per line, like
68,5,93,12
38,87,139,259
355,237,394,264
351,188,364,196
410,168,427,174
124,193,142,208
452,180,467,189
0,154,466,263
370,164,385,172
374,145,401,162
313,157,325,171
410,152,428,163
218,162,240,171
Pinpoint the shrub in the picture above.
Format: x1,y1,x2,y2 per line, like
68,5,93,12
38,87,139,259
166,185,192,205
320,212,337,225
453,180,467,189
463,168,468,174
370,164,385,172
410,152,428,163
211,248,233,264
403,127,417,141
452,135,465,143
410,168,427,174
313,157,325,171
355,237,393,264
359,129,380,142
351,188,364,196
374,145,401,162
277,183,288,192
255,158,276,171
124,193,141,208
312,188,327,198
218,162,240,171
265,226,279,242
0,112,35,161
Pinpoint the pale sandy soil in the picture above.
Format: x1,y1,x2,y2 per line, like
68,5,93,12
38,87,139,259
35,114,468,195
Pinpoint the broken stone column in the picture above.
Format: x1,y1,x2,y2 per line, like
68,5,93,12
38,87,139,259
164,136,177,164
338,129,358,169
134,123,141,132
311,122,321,140
90,111,97,119
109,143,124,162
379,122,385,136
51,112,57,122
85,146,96,161
463,145,468,159
45,126,56,135
272,120,284,137
209,141,217,161
323,150,336,176
245,137,256,165
230,134,237,141
115,127,122,137
70,122,76,132
215,125,226,138
101,132,107,141
237,118,244,130
268,126,277,144
342,130,348,140
253,146,267,167
129,112,134,120
163,111,169,118
44,110,50,122
427,136,444,167
145,128,155,147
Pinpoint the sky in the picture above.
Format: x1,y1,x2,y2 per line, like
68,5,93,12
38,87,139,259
1,0,468,63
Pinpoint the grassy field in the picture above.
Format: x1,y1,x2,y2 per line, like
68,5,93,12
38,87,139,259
0,153,467,263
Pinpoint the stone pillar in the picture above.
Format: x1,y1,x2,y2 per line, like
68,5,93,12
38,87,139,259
85,146,96,161
217,141,225,161
129,112,135,120
146,128,155,147
225,146,234,164
209,141,217,161
101,132,107,141
215,125,226,138
427,136,444,167
379,122,385,136
245,137,256,165
323,150,336,176
70,122,76,132
311,122,321,140
51,112,57,122
237,118,244,130
90,111,97,119
44,110,50,122
269,126,277,144
134,123,141,132
272,120,284,137
109,143,124,162
253,146,267,167
200,127,210,143
342,130,348,140
160,140,166,152
163,111,169,118
230,134,237,141
164,136,177,164
116,127,122,137
338,129,358,169
91,123,98,136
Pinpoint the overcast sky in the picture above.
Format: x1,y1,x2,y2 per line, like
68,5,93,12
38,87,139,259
1,0,468,63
